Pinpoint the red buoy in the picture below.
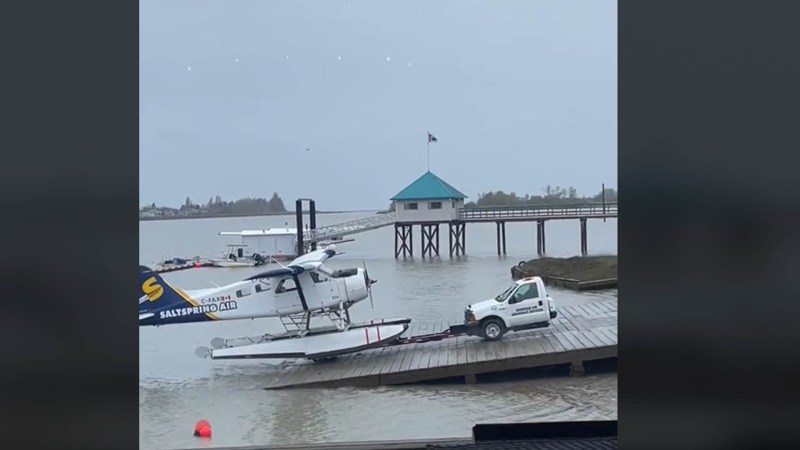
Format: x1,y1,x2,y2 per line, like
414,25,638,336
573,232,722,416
194,420,212,438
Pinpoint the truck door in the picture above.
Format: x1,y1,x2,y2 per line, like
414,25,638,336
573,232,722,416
505,282,550,328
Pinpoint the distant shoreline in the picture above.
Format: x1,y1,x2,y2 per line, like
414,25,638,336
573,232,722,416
139,209,387,222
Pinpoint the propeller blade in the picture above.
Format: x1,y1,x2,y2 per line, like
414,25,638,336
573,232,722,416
363,258,374,310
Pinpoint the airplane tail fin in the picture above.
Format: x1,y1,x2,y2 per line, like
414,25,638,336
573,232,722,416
139,265,187,314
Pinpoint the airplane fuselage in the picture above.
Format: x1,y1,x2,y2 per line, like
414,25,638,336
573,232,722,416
138,265,370,326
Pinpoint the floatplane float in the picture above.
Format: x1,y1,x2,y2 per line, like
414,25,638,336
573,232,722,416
138,245,410,361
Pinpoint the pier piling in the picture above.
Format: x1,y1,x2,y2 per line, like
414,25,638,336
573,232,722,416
421,224,440,257
536,219,547,256
295,199,304,256
496,221,507,255
394,224,413,258
580,217,588,256
448,221,466,257
309,199,317,251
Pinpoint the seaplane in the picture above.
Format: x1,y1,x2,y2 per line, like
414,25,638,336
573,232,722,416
138,245,411,361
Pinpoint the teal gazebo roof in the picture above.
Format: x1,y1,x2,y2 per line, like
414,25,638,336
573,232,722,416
390,171,468,201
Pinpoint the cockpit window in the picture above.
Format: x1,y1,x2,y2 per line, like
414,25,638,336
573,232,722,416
275,278,297,293
309,272,328,283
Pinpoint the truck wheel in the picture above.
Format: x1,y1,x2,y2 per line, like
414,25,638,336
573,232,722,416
481,318,505,341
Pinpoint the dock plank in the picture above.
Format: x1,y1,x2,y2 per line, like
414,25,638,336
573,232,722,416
538,334,557,354
560,331,587,351
593,327,618,346
333,353,365,382
583,302,607,317
415,321,431,335
360,347,391,378
481,339,498,364
388,345,411,374
444,335,457,367
571,330,597,349
551,329,577,352
378,344,401,374
398,344,418,373
405,343,427,371
456,338,469,365
562,316,598,348
577,330,605,349
419,343,437,370
575,303,598,319
543,332,566,353
430,340,447,369
518,333,547,357
510,335,529,358
465,339,478,365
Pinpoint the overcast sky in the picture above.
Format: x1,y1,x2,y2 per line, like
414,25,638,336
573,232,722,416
140,0,617,210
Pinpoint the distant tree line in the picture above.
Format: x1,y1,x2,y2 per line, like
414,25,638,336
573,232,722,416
197,193,287,215
141,192,287,217
465,185,617,208
382,186,617,212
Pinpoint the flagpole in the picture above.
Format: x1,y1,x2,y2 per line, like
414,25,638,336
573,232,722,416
427,139,430,172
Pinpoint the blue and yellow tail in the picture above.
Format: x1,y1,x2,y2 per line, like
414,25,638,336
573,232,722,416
139,265,214,326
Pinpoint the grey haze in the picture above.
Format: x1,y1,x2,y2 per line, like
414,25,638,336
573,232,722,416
140,0,617,210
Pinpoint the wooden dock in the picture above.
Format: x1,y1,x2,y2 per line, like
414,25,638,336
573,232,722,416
541,276,618,291
262,299,617,390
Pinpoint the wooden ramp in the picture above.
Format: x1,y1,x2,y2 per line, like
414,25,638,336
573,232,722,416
262,299,617,390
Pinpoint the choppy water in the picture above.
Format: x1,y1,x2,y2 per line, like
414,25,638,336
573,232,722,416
140,212,618,449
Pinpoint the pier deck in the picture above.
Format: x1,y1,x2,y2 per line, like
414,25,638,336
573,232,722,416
457,203,618,222
262,299,617,390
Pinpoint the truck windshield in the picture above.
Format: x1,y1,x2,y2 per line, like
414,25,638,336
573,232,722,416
494,285,516,302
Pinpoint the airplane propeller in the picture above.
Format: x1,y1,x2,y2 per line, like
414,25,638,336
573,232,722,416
362,259,376,309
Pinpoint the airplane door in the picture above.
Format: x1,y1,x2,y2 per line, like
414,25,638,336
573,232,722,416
273,278,302,315
296,272,334,310
505,283,550,328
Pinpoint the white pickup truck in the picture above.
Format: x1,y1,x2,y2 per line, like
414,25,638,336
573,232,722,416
462,276,557,341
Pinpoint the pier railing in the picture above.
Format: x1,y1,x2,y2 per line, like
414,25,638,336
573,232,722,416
301,203,617,245
306,212,396,243
458,202,618,221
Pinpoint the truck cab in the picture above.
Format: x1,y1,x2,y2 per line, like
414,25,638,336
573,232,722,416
463,276,557,341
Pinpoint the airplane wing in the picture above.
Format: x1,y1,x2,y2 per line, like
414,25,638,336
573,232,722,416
244,267,296,281
287,246,337,267
244,246,337,281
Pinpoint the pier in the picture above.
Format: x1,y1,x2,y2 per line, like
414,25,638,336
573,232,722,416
262,299,617,390
294,172,617,258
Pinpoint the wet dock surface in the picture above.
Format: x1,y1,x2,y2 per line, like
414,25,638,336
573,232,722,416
262,299,617,389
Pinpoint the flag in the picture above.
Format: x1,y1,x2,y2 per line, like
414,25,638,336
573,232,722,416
427,132,438,143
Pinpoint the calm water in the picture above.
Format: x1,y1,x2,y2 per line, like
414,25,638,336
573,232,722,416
139,212,618,449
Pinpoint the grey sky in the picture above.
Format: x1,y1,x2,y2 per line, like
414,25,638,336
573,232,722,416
140,0,617,210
